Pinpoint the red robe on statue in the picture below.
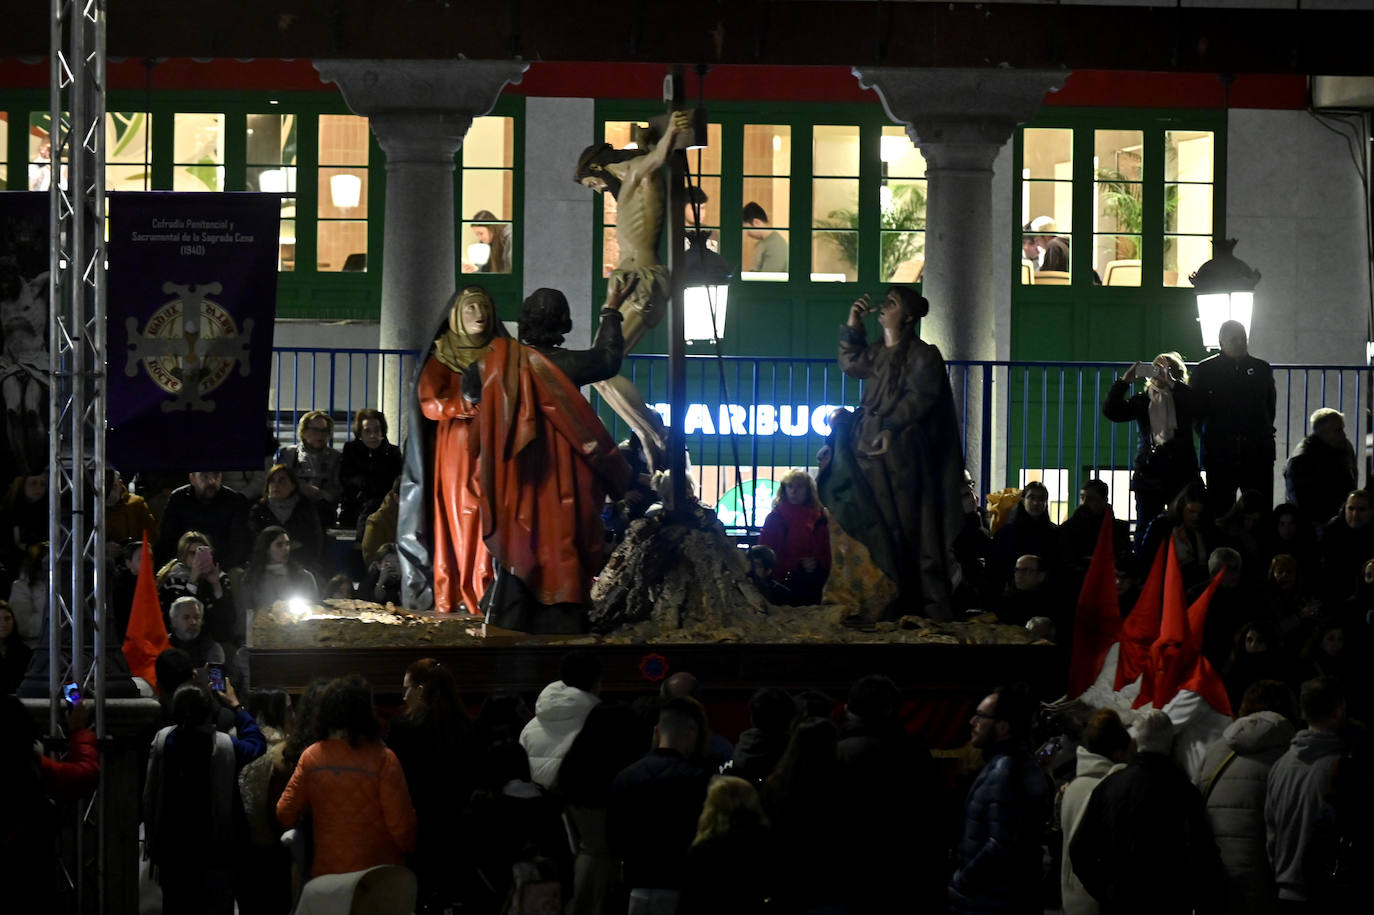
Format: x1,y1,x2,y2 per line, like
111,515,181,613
418,356,493,614
475,338,631,607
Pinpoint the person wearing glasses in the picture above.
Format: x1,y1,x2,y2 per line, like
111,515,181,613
948,684,1052,915
274,410,343,530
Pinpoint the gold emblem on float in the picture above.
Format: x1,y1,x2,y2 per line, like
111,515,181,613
123,281,254,412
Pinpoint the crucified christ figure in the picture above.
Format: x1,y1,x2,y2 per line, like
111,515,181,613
573,109,692,471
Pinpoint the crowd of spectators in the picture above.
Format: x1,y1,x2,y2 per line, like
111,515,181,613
3,595,1370,915
0,407,407,690
2,317,1373,912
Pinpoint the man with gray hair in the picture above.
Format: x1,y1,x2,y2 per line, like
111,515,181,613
1284,406,1357,531
166,595,225,669
1071,709,1225,914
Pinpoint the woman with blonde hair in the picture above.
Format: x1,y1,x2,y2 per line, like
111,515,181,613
273,409,343,529
1103,351,1201,546
157,530,239,645
757,469,830,604
678,775,779,914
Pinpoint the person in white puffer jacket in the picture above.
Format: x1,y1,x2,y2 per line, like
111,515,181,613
520,650,602,788
1060,708,1132,915
1195,680,1299,915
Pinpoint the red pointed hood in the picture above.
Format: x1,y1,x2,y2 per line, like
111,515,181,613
1142,538,1194,709
1115,537,1167,691
1180,574,1233,716
1067,504,1123,697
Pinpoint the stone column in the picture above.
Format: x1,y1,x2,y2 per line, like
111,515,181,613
314,60,528,438
522,97,596,349
315,60,529,354
853,68,1066,492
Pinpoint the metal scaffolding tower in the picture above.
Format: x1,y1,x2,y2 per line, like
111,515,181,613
48,0,109,909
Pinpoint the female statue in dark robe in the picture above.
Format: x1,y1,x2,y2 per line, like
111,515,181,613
820,286,966,621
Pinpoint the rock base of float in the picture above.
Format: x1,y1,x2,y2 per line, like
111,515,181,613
249,515,1045,649
249,599,488,650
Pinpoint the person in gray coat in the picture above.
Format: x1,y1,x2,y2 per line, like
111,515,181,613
1264,676,1349,909
1195,680,1299,915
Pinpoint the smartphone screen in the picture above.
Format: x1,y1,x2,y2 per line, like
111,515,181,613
207,665,225,692
62,682,81,706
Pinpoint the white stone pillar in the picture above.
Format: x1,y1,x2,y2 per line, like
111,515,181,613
314,59,529,354
853,68,1066,492
522,97,596,350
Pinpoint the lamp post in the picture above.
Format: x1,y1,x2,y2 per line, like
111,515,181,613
682,233,733,343
1189,238,1261,350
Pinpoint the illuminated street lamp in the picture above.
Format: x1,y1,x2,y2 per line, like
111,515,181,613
1189,238,1260,350
682,232,733,343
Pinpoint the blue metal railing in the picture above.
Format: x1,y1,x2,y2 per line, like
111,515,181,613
269,347,1374,533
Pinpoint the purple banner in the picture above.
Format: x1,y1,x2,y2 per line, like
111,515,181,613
0,192,51,483
108,192,279,471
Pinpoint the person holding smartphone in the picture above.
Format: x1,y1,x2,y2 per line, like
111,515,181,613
1102,352,1201,547
144,677,265,914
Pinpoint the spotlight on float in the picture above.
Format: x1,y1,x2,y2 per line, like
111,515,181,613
681,233,733,343
287,596,311,619
1190,238,1260,351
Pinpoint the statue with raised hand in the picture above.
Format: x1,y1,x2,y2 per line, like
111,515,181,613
573,109,693,470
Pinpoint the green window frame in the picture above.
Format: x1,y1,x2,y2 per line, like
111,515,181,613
0,89,527,321
452,95,526,312
1010,108,1227,363
591,99,920,359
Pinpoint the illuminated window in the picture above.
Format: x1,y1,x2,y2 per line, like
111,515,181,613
742,124,790,281
0,112,8,189
173,113,225,192
459,116,516,275
811,125,860,282
685,121,722,257
879,125,926,283
1093,129,1144,287
1020,128,1073,284
316,114,369,273
247,114,297,271
28,112,63,191
106,111,152,192
1164,130,1214,287
1015,120,1219,293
